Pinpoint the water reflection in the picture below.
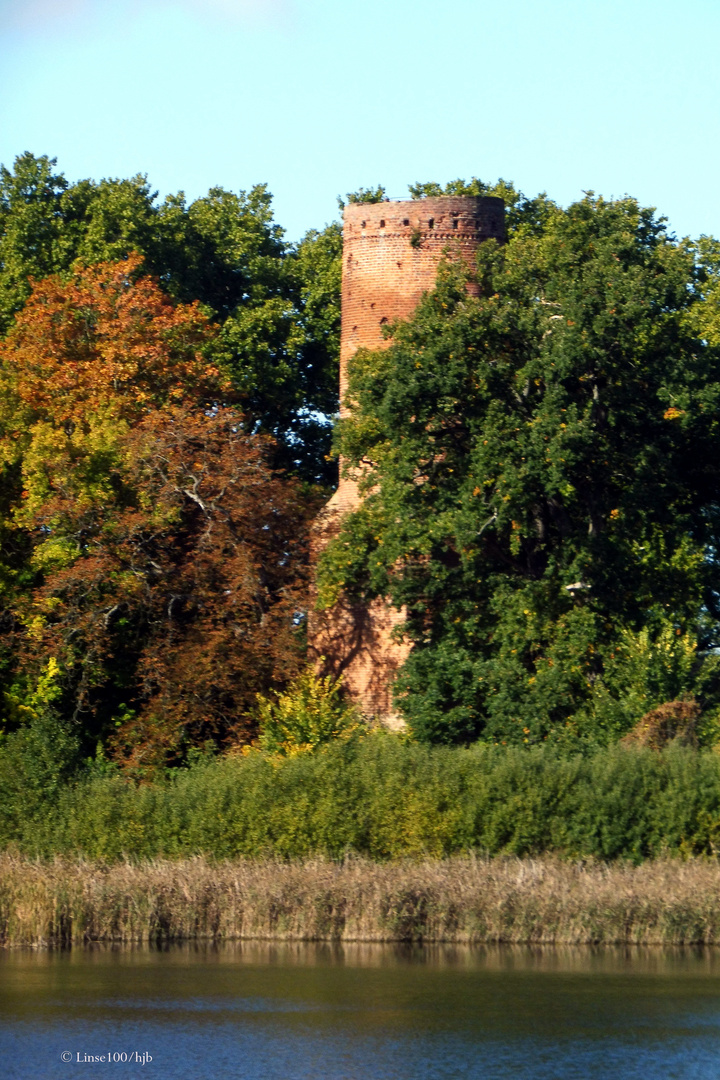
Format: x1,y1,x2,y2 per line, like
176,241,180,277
1,943,720,1078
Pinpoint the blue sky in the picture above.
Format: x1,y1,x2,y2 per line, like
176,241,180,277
1,0,718,242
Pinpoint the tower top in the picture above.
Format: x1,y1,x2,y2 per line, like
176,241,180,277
340,195,505,406
343,195,505,243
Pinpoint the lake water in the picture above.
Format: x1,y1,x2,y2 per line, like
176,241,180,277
1,943,720,1079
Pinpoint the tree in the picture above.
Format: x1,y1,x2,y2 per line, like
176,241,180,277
408,176,555,236
0,154,169,338
33,407,315,773
0,260,317,771
0,153,71,334
0,252,220,422
318,193,720,745
0,153,343,483
212,214,341,482
338,185,388,207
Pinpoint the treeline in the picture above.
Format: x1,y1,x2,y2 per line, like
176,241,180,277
2,155,720,807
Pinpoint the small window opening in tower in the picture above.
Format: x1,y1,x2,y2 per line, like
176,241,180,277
428,218,434,229
403,218,409,226
379,219,385,228
380,316,388,324
361,220,366,228
452,218,459,229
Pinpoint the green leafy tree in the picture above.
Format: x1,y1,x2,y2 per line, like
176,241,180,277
0,153,71,333
212,211,341,481
686,235,720,348
319,192,720,744
408,176,555,236
338,185,388,208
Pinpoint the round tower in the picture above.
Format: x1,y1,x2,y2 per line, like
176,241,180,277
333,196,505,517
340,196,505,410
313,195,505,722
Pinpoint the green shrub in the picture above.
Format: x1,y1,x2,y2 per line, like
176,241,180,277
5,736,720,862
0,708,82,846
255,665,360,755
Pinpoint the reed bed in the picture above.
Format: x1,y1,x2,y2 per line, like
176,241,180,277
3,853,720,948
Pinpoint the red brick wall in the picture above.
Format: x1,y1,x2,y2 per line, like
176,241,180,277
340,196,505,407
311,196,505,721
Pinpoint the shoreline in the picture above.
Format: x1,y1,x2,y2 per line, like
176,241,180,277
3,853,720,948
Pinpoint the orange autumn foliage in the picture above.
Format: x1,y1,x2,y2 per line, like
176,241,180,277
0,253,226,431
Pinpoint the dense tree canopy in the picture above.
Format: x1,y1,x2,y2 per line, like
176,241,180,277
0,258,317,772
4,153,720,759
0,153,342,483
319,192,720,744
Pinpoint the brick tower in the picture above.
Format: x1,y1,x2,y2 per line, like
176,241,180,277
311,196,506,724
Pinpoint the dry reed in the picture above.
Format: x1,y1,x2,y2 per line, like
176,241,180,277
3,853,720,947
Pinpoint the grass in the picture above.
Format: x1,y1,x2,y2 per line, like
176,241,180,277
4,853,720,948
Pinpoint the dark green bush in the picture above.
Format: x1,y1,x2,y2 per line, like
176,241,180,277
0,710,82,846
